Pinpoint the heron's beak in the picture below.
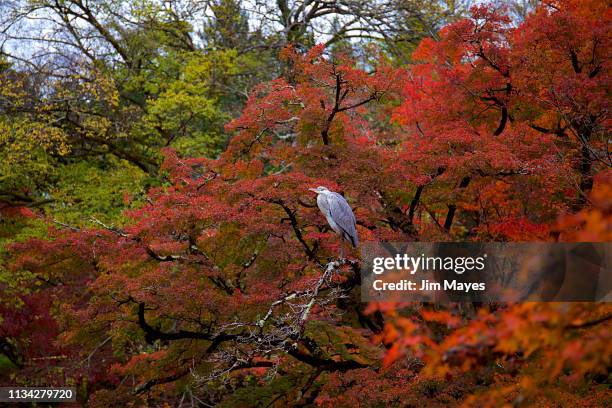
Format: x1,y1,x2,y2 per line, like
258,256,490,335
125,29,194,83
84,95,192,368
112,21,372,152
308,188,318,193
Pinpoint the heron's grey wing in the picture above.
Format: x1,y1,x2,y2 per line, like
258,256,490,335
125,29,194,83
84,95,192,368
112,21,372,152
328,192,358,247
317,194,341,233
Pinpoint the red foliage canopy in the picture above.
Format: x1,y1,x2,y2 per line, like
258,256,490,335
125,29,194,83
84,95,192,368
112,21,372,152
2,1,610,406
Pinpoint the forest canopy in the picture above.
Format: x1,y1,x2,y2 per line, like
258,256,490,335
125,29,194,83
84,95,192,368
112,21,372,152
0,0,610,406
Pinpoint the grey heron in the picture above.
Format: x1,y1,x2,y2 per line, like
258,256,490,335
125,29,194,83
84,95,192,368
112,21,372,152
308,186,358,256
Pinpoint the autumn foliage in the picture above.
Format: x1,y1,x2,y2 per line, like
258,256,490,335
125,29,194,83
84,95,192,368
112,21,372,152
1,1,611,406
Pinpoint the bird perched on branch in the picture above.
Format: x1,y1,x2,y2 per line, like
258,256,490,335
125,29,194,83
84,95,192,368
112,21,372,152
308,186,358,256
